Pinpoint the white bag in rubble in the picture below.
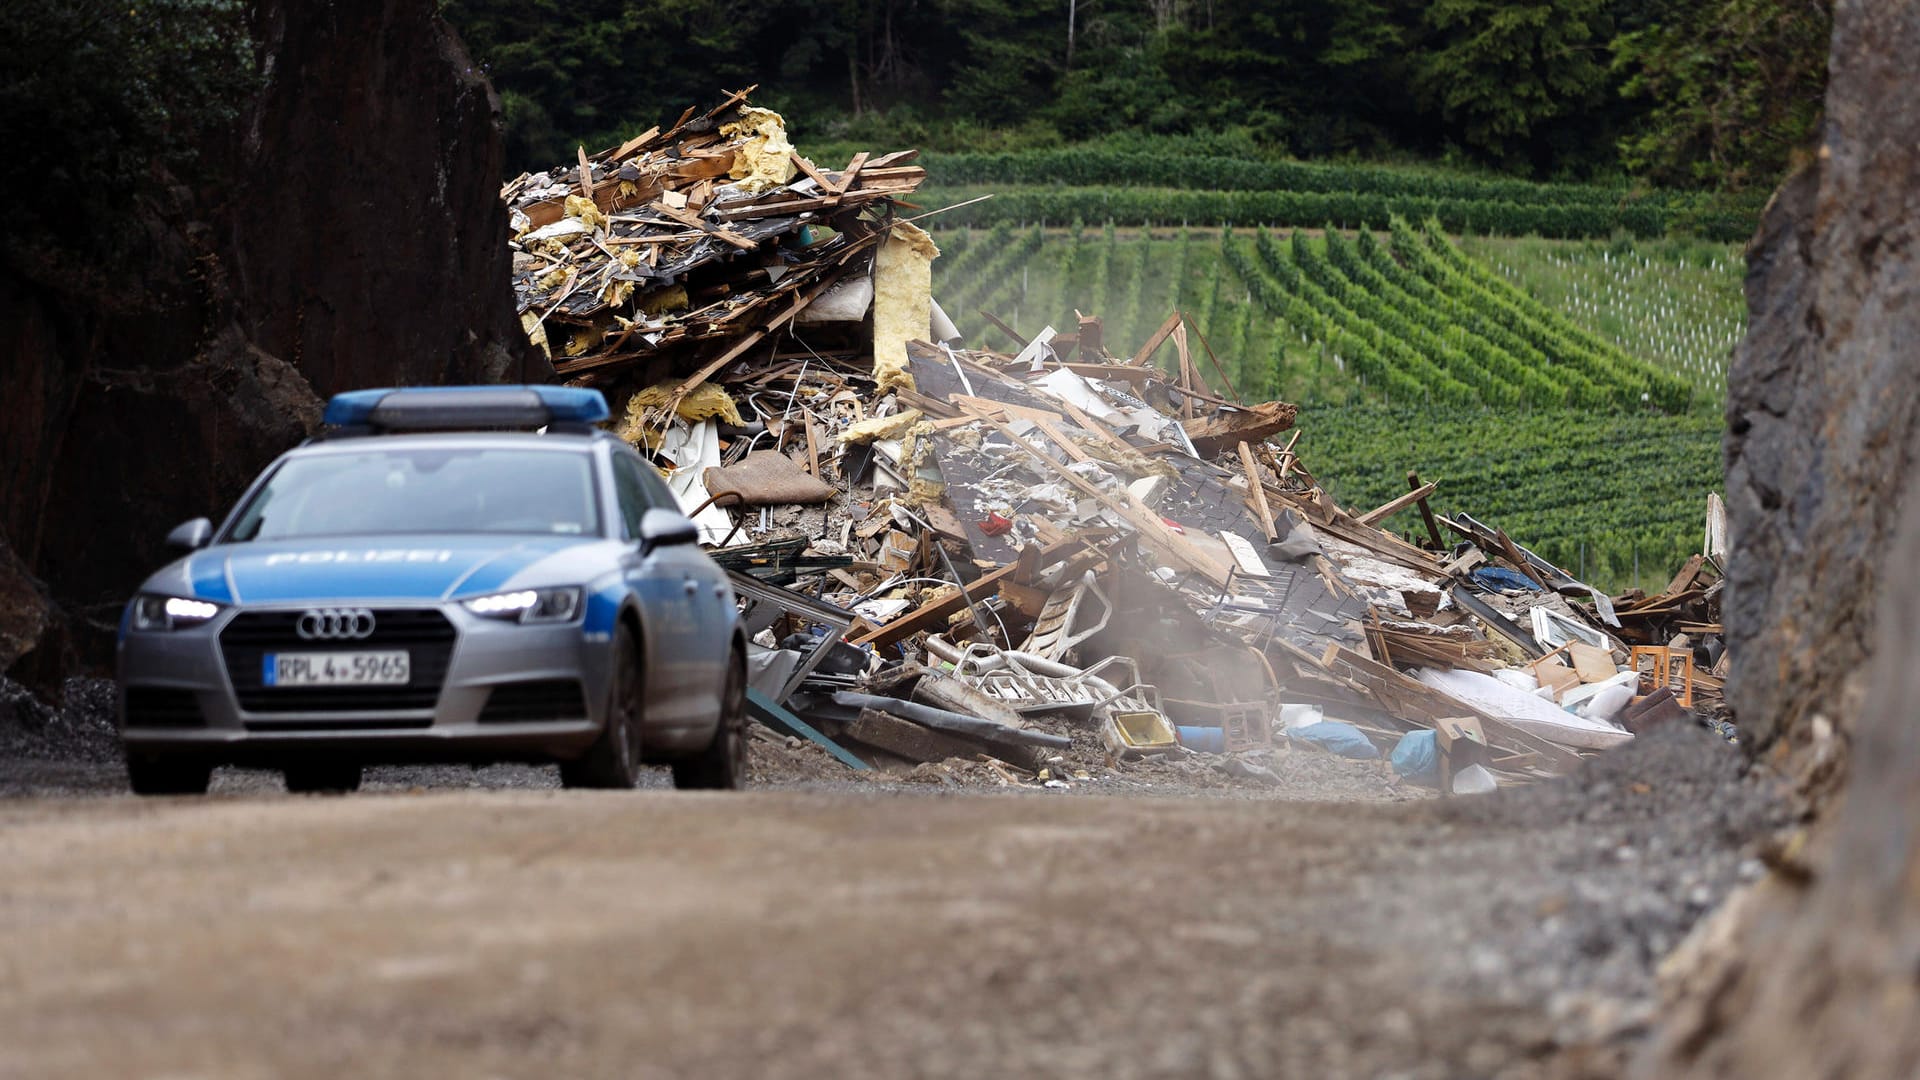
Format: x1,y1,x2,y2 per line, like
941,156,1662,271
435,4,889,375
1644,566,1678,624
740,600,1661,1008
1278,704,1325,733
1451,764,1497,795
1580,681,1637,723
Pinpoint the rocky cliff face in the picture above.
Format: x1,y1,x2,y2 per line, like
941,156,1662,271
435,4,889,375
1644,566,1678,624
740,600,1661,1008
0,0,541,689
1653,1,1920,1074
1721,0,1920,769
227,0,539,394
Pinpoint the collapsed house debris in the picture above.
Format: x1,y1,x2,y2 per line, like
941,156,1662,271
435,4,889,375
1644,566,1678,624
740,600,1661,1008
505,87,936,397
506,92,1733,794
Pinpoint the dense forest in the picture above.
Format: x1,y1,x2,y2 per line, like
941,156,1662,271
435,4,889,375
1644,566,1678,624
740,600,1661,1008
445,0,1831,189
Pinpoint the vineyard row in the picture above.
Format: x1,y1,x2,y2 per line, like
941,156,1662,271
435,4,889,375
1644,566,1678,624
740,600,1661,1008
918,184,1757,242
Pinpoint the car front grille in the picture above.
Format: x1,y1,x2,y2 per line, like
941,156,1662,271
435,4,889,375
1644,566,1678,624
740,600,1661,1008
478,679,589,724
123,687,204,728
220,609,456,714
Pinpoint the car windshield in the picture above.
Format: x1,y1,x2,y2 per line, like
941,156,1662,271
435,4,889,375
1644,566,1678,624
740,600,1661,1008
227,445,601,541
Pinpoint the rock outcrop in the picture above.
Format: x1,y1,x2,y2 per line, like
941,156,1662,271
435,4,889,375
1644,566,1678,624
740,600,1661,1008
1652,2,1920,1075
225,0,540,394
0,542,49,674
1721,1,1920,769
0,0,542,690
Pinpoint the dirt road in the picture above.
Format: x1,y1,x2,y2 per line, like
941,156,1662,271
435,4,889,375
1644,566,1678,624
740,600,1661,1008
0,724,1774,1080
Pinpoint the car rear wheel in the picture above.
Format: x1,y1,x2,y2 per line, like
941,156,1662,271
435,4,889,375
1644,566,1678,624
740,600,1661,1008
284,763,363,794
561,621,644,789
127,756,213,796
672,642,747,791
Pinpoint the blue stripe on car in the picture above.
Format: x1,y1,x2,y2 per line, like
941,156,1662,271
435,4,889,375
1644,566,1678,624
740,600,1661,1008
189,555,234,602
583,585,623,635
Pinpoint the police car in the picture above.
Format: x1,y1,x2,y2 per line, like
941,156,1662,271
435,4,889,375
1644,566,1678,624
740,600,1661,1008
115,386,747,794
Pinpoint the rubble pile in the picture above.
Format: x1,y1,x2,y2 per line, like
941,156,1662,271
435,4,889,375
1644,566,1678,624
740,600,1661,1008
505,87,932,394
509,93,1732,794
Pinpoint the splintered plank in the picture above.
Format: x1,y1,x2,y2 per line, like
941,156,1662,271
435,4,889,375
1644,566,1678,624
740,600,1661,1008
610,125,660,162
828,152,869,195
1181,400,1298,457
572,147,595,200
1238,441,1278,542
1129,312,1184,367
1356,482,1439,527
789,152,837,191
646,201,757,250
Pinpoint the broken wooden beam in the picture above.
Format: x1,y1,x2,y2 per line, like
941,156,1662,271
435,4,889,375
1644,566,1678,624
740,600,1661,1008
1182,400,1299,458
1238,440,1278,542
645,200,758,250
1128,312,1183,367
843,709,1024,768
1356,482,1439,527
1408,470,1445,550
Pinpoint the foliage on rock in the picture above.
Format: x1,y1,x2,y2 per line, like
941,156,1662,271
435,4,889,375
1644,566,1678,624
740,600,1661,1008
0,0,254,260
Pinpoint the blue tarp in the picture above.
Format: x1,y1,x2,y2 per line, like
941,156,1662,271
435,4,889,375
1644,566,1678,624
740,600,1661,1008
1289,720,1380,760
1390,730,1439,784
1176,726,1226,753
1471,566,1542,592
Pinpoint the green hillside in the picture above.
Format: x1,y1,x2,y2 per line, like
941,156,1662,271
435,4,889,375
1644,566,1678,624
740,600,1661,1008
928,221,1738,590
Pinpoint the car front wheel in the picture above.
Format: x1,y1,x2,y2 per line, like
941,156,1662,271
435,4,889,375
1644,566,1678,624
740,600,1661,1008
672,642,747,791
561,621,645,789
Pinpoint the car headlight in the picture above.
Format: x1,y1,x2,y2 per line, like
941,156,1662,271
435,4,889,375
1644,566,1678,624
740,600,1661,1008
462,586,583,624
130,594,222,631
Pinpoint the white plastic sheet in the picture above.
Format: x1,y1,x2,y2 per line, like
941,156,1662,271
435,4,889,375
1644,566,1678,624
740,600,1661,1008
657,420,737,545
1416,667,1634,751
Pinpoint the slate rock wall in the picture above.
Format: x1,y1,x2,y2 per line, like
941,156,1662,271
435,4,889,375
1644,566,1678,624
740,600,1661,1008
1652,2,1920,1074
0,0,541,690
1721,0,1920,765
227,0,540,395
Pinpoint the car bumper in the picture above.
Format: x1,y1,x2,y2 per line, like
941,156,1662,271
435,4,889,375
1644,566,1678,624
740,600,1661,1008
117,604,613,764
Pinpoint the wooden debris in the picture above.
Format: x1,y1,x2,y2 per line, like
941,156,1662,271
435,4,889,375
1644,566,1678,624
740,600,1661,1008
1356,482,1439,528
504,90,927,387
1182,400,1299,457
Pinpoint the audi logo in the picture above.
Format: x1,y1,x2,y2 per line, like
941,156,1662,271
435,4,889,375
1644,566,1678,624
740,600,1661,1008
296,608,377,641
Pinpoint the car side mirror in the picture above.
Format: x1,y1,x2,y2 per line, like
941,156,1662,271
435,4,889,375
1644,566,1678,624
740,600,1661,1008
165,517,214,552
638,508,698,551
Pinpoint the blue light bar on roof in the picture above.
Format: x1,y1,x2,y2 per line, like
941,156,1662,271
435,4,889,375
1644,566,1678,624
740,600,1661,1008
322,386,610,430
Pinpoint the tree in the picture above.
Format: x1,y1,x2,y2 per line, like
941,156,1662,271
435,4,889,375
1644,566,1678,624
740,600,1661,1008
1410,0,1616,170
942,0,1069,127
0,0,253,256
449,0,776,166
1613,0,1831,190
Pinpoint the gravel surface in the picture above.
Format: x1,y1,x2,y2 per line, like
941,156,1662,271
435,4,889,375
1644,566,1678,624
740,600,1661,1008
0,677,1784,1077
2,677,1417,803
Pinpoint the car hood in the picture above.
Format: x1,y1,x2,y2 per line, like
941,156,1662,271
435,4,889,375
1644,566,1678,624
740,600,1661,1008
180,536,605,603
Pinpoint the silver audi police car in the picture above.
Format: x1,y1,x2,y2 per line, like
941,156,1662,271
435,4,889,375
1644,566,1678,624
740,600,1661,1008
115,386,747,794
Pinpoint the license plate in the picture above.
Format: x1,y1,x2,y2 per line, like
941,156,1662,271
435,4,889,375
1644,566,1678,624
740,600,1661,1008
262,651,410,687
